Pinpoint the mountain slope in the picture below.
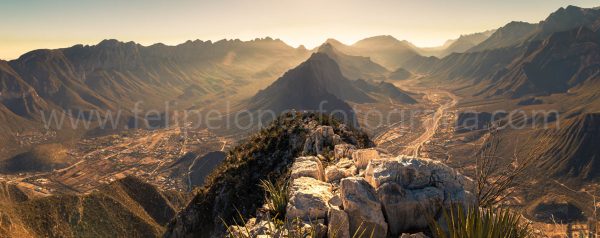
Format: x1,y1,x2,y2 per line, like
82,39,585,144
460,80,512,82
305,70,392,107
249,53,373,118
0,176,187,238
164,113,373,237
482,26,600,98
469,5,600,53
534,113,600,181
317,43,389,80
326,36,421,70
468,21,538,52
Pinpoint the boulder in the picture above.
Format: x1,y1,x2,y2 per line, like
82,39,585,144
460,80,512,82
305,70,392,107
334,144,356,160
328,206,350,238
377,183,443,235
290,156,325,181
339,177,387,238
303,126,342,155
352,149,380,170
363,156,474,235
286,177,333,221
325,158,358,183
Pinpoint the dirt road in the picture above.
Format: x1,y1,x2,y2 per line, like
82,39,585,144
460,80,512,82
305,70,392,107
402,90,458,157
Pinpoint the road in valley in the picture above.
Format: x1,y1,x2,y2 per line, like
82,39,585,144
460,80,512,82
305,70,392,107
374,79,458,157
402,90,458,157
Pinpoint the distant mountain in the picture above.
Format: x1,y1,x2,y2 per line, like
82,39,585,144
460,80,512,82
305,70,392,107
387,67,414,80
249,53,369,119
441,30,496,56
249,52,417,120
469,5,600,52
419,30,496,58
317,43,388,80
482,26,600,98
0,38,310,158
468,22,538,52
325,36,421,70
403,6,600,99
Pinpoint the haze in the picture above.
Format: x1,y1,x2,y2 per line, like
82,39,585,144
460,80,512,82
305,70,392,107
1,0,598,60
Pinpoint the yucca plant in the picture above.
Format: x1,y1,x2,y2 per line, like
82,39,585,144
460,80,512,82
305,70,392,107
259,179,289,218
429,204,534,238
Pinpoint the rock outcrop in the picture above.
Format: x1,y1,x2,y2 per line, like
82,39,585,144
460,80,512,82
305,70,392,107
352,149,381,169
325,158,357,183
303,126,342,156
290,156,325,181
286,177,333,221
339,177,388,238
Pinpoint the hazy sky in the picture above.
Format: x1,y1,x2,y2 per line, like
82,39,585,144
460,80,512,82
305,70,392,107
1,0,598,60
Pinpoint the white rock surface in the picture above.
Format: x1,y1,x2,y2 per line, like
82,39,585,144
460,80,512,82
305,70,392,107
352,149,380,170
290,156,325,181
325,158,358,183
303,126,342,155
334,143,356,160
286,177,333,221
339,177,387,238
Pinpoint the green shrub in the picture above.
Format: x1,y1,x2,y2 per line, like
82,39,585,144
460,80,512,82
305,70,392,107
429,204,534,238
259,179,289,218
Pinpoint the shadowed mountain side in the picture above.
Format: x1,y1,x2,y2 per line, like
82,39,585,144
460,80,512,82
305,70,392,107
351,79,417,104
533,113,600,182
249,53,374,121
317,43,389,80
481,26,600,98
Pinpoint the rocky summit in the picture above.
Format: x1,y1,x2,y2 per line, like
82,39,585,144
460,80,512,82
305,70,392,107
209,113,474,238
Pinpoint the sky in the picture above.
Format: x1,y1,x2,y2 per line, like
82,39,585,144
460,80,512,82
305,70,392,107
1,0,599,60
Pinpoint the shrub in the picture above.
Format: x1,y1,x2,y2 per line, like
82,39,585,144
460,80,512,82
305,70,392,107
429,204,534,238
259,179,289,218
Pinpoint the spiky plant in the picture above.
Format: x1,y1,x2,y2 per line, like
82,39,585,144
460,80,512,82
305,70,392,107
430,204,534,238
259,179,289,217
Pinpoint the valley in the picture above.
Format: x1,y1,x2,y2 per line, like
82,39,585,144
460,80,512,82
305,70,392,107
0,124,233,195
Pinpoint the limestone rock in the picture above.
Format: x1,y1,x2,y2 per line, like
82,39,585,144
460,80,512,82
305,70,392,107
339,177,387,238
325,158,358,183
352,149,380,170
328,206,350,238
286,177,333,221
377,183,443,235
363,156,473,235
303,126,342,155
290,156,325,181
334,144,356,160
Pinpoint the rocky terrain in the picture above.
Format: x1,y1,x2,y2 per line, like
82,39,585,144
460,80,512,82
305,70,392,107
164,113,473,237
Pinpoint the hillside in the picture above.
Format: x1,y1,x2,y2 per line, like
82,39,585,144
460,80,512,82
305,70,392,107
317,43,389,80
534,113,600,181
249,53,372,120
0,176,187,238
164,112,373,237
469,5,600,53
481,26,600,98
325,36,421,70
